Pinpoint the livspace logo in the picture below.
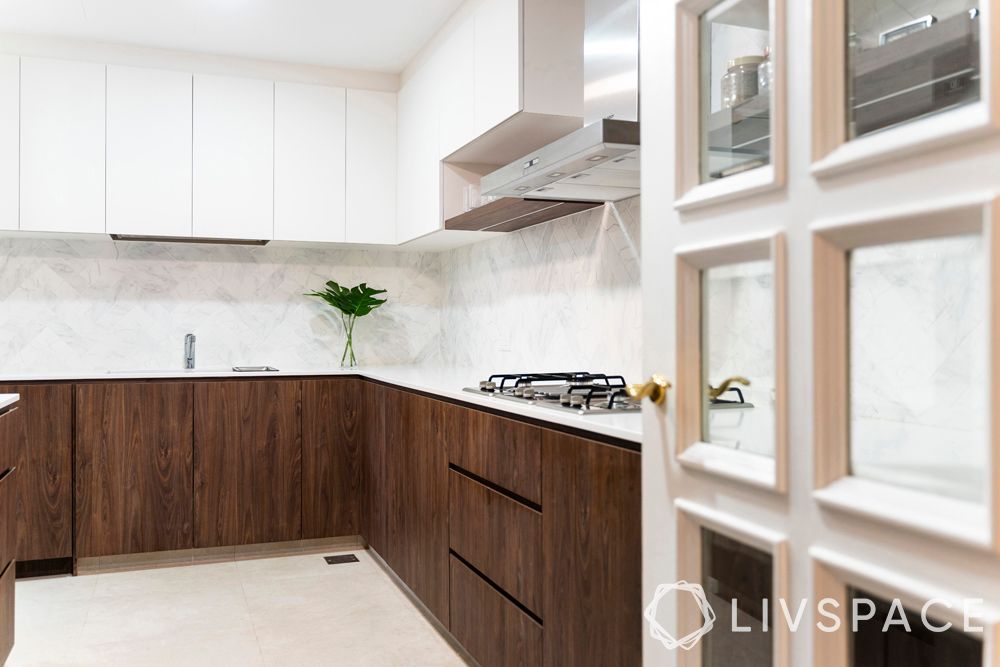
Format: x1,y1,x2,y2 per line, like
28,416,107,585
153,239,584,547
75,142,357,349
644,581,987,651
644,582,717,650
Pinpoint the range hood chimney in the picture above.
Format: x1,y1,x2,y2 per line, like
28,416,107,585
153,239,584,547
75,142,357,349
480,0,639,205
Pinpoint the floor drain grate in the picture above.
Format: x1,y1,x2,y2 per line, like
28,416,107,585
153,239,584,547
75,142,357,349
324,554,360,565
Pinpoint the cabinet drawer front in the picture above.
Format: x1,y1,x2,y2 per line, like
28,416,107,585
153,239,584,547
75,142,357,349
449,470,542,615
447,408,541,504
0,466,15,572
449,555,542,667
0,559,13,665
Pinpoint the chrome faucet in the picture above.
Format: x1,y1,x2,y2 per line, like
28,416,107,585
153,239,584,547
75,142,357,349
184,333,196,370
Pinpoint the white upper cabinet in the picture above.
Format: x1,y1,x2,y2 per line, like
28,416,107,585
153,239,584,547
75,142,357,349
396,65,441,244
193,74,273,240
0,56,17,232
20,57,106,234
346,89,397,245
107,65,193,237
473,0,521,136
437,16,476,158
274,82,346,243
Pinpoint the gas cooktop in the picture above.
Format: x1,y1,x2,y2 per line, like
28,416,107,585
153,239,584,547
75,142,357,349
463,372,641,415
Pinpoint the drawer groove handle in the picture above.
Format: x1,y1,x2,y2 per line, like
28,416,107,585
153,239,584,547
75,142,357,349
0,466,16,483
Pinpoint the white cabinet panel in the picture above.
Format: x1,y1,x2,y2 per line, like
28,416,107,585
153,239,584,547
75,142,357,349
274,82,346,243
396,67,441,244
20,57,106,234
437,16,475,158
346,89,396,245
107,66,192,237
193,74,273,240
474,0,521,136
0,56,17,231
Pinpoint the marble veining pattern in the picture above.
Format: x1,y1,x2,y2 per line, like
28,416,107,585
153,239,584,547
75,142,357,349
438,197,642,380
0,198,641,381
849,234,988,503
0,238,441,373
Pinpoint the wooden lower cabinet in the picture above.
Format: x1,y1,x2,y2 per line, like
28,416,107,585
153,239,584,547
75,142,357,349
194,380,302,547
361,382,388,555
0,466,16,574
448,469,542,615
302,379,364,539
542,431,642,667
449,555,542,667
75,382,194,557
384,388,449,624
0,560,13,664
445,407,542,505
0,384,73,563
0,402,15,666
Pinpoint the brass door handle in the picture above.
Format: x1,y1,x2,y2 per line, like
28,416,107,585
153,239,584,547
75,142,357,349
626,375,671,406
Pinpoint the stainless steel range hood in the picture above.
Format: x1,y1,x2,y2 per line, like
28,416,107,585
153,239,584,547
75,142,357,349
481,0,639,204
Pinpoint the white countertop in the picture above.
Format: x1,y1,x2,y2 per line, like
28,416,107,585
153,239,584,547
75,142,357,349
0,394,18,411
0,367,642,445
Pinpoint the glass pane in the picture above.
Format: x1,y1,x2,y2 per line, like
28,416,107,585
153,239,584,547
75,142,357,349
847,1,981,139
699,0,772,183
702,259,775,457
849,588,983,666
849,235,987,503
701,528,772,667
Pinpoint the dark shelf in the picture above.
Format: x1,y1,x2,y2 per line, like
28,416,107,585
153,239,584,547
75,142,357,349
706,93,771,155
851,11,980,137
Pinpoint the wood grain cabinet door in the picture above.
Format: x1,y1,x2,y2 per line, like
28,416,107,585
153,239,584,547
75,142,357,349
75,382,194,558
542,431,642,667
385,388,449,624
448,470,542,615
0,384,73,562
0,560,13,665
194,380,302,547
302,379,363,539
445,407,542,505
360,381,388,556
449,555,543,667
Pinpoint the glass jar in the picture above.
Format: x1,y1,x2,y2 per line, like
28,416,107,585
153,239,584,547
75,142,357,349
757,47,773,96
721,55,764,109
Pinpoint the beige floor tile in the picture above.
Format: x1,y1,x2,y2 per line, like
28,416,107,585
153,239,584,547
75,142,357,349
53,627,265,667
9,550,467,667
234,549,365,582
90,560,242,598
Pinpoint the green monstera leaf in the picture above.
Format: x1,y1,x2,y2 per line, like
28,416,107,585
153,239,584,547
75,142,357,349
306,280,388,317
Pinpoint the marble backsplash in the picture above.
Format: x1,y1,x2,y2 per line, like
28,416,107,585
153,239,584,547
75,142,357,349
438,197,642,380
0,238,441,373
0,197,641,377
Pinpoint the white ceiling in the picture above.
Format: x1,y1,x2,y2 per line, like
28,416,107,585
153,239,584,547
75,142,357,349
0,0,466,72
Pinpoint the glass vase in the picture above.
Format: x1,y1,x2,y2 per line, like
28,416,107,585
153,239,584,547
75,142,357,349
341,315,358,368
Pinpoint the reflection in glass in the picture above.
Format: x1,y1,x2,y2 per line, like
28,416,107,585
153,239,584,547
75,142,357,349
702,260,775,457
699,0,771,183
701,528,772,667
849,235,987,503
847,1,981,139
699,0,774,183
849,588,982,666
